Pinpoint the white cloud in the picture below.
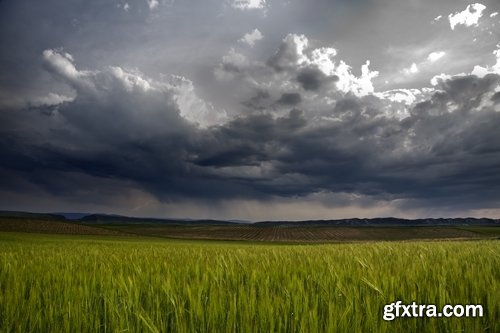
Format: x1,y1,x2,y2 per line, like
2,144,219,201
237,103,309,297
232,0,266,10
427,51,446,62
280,34,378,96
238,29,263,47
471,65,490,77
29,93,74,107
254,34,379,96
430,46,500,84
109,66,152,92
42,49,80,81
42,49,98,93
430,73,462,86
282,34,379,96
375,88,422,106
434,15,442,21
147,0,159,10
212,32,383,120
309,47,337,74
213,48,250,81
471,47,500,77
123,3,130,11
448,3,486,30
225,48,249,66
490,12,498,18
44,49,152,94
270,33,309,68
402,63,419,75
43,49,226,128
168,75,228,127
353,61,379,96
430,47,500,85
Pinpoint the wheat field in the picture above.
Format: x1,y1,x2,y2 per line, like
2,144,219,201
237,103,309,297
0,232,498,332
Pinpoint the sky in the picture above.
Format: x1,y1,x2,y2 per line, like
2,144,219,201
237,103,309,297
1,0,500,220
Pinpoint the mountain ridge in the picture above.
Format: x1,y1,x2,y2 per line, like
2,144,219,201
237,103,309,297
0,210,499,227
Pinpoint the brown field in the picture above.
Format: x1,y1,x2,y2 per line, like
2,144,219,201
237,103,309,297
111,224,495,242
0,217,130,236
1,217,498,242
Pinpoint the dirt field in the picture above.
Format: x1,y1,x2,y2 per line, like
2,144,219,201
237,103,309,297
114,224,493,242
1,217,498,242
0,218,130,236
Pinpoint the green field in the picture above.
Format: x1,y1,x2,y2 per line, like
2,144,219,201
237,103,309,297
0,232,499,332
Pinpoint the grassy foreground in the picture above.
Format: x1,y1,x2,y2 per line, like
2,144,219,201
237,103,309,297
0,232,498,332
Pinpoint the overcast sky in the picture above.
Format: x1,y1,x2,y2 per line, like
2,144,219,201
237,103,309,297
1,0,500,220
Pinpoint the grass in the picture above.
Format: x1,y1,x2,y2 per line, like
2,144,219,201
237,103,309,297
0,232,499,332
459,226,500,236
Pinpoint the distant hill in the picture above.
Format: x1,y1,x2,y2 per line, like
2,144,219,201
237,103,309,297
54,213,91,220
1,210,499,241
255,217,500,227
0,210,66,220
0,210,499,227
78,214,238,225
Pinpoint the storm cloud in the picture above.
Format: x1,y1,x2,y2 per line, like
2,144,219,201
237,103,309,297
1,0,500,219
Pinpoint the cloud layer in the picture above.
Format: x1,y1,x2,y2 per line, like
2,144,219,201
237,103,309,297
1,1,500,219
3,36,500,218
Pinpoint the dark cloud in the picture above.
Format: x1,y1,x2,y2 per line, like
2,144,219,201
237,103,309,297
492,91,500,103
242,90,271,110
296,66,338,91
2,0,500,220
2,40,500,215
188,72,500,211
297,68,322,91
277,92,302,106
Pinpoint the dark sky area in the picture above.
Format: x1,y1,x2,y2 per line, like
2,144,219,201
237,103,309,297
1,0,500,220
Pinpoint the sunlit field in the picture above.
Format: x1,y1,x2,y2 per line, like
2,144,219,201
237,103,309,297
0,232,498,332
